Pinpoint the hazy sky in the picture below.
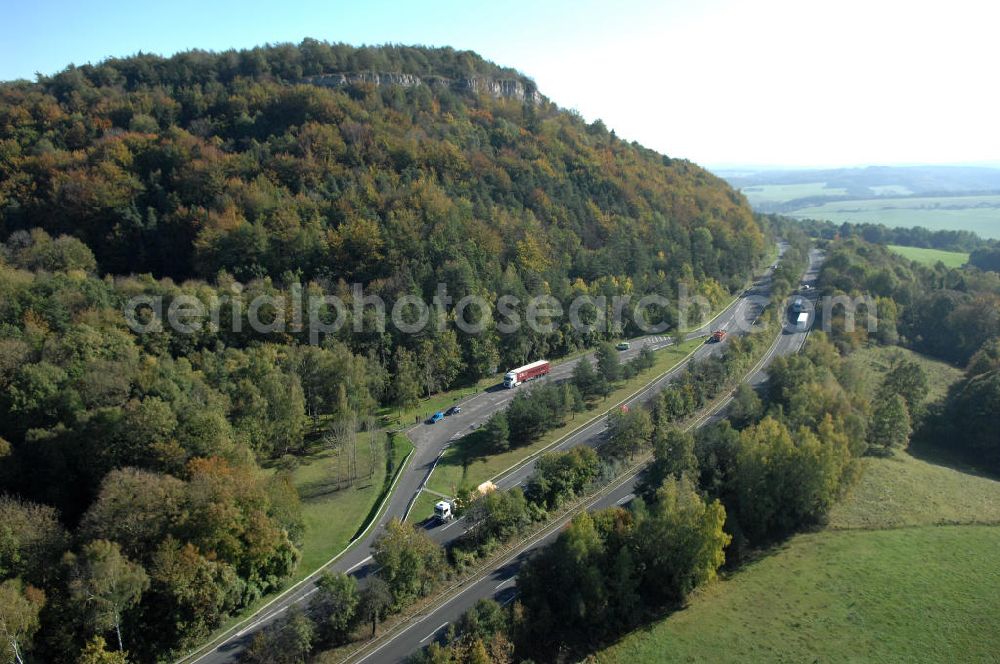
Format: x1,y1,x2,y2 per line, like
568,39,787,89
2,0,997,168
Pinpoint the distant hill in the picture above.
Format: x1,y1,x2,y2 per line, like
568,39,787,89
720,164,1000,203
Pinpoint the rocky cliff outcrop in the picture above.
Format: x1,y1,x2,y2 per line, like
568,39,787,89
301,71,545,104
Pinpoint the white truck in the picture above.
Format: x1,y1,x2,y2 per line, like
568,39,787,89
434,500,453,521
795,311,809,332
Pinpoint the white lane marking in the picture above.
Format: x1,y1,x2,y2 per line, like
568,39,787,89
420,623,449,643
346,555,373,574
237,602,290,637
495,578,514,590
441,519,459,531
616,494,634,506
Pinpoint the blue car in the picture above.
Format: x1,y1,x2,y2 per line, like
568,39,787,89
429,411,444,424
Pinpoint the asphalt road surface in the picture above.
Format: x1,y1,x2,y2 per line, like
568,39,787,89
343,247,823,664
182,244,800,664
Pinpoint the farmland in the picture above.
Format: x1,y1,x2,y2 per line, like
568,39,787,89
787,194,1000,239
740,182,848,207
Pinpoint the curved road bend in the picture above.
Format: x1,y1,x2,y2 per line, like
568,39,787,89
184,245,794,664
345,247,823,664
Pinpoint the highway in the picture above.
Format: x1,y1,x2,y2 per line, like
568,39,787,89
343,247,823,664
182,245,793,664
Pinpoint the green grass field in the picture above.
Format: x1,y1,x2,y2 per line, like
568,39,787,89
409,339,704,517
829,452,1000,530
597,525,1000,664
842,345,964,405
887,244,969,267
787,194,1000,239
594,450,1000,663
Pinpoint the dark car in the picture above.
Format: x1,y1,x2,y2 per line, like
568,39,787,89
445,406,462,416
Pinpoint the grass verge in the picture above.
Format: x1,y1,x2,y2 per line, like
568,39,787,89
278,433,413,577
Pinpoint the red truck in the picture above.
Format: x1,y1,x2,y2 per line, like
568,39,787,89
709,330,727,343
503,360,551,388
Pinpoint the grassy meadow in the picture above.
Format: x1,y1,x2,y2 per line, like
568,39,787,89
592,352,994,664
842,345,964,405
887,244,969,267
594,451,1000,664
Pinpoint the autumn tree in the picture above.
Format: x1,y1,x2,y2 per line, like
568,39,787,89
0,579,45,664
605,408,652,460
309,572,359,647
358,577,393,637
241,605,314,664
371,519,445,605
77,636,129,664
67,540,149,652
595,342,621,384
882,358,928,414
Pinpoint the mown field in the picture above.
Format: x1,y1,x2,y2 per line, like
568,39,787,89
787,194,1000,239
594,451,1000,664
888,244,969,267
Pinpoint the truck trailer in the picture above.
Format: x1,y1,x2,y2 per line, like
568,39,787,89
795,311,809,332
503,360,551,388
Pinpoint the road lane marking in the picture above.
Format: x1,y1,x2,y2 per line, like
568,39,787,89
420,623,449,644
346,555,373,574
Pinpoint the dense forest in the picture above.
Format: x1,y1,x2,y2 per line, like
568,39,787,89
0,41,768,663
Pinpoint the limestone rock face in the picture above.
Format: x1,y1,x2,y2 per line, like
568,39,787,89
302,72,545,104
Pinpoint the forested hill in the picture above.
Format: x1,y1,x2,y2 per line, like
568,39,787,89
0,41,766,663
0,40,763,289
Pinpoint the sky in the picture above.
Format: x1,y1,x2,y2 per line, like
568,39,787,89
2,0,998,168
